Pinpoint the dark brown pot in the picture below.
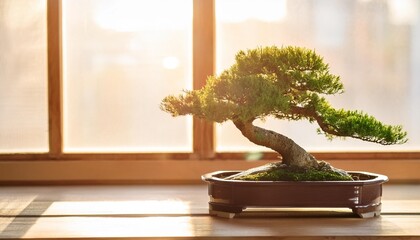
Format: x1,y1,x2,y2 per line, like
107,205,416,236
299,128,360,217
202,171,388,218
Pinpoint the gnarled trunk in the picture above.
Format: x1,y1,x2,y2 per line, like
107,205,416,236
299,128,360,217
233,120,318,168
228,120,351,180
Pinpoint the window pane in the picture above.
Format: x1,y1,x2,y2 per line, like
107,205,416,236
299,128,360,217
216,0,420,152
62,0,193,152
0,0,48,153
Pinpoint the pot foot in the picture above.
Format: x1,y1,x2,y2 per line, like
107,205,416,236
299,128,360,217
209,210,236,218
357,210,381,218
352,204,382,218
209,203,244,218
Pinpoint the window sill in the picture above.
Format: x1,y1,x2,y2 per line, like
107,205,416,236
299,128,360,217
0,158,419,184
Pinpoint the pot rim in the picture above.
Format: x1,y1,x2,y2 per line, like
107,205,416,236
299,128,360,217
202,170,388,186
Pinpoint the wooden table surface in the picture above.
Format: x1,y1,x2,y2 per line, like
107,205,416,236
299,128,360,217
1,184,419,239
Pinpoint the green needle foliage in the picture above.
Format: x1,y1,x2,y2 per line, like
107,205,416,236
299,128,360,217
161,46,407,146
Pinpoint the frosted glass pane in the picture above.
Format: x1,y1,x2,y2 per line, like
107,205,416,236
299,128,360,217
0,0,48,153
216,0,420,152
62,0,193,152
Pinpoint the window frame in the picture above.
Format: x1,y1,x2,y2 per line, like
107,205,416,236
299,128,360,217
0,0,419,183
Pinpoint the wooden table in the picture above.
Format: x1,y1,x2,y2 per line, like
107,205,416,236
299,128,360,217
1,184,419,239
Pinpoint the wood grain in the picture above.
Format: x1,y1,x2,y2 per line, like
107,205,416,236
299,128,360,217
1,215,419,239
0,185,419,239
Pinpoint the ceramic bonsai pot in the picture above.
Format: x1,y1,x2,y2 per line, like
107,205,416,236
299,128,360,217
202,171,388,218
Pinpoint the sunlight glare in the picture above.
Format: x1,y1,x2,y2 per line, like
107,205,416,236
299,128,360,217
217,0,287,23
29,200,195,237
162,56,180,70
94,0,192,32
24,216,194,238
387,0,419,25
45,200,191,215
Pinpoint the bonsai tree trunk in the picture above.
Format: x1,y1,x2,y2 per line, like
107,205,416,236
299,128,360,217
226,120,351,180
233,120,317,168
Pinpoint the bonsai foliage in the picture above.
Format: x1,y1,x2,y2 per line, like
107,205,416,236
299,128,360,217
161,46,407,181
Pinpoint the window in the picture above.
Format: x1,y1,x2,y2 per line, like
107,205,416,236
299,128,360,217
216,0,420,152
0,0,419,164
0,0,48,153
62,0,193,153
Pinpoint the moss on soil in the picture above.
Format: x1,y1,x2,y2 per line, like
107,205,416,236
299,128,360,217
235,167,353,181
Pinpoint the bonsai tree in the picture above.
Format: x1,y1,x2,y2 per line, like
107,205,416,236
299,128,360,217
161,46,407,181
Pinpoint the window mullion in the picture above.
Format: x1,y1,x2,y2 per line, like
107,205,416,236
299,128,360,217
47,0,63,158
192,0,215,160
